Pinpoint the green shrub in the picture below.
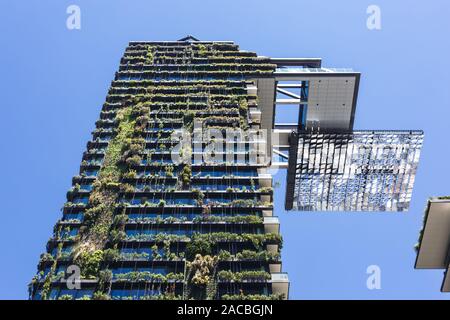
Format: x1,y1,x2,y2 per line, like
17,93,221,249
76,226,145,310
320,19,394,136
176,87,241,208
76,250,104,279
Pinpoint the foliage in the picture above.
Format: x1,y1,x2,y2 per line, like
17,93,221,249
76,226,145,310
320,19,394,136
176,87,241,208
217,270,271,282
192,215,262,224
120,251,150,261
39,253,55,264
180,165,192,189
145,46,154,64
197,44,208,57
164,165,174,177
75,107,136,264
125,154,142,166
115,271,184,282
221,293,284,300
75,250,104,279
218,250,232,260
187,254,218,286
190,232,282,250
158,199,166,207
92,292,110,300
183,111,195,132
103,248,120,262
109,230,127,244
97,269,113,293
186,237,212,260
217,249,280,262
113,214,128,227
139,293,183,300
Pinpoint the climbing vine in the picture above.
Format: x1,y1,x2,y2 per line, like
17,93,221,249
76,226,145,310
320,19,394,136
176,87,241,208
74,107,135,259
186,254,218,300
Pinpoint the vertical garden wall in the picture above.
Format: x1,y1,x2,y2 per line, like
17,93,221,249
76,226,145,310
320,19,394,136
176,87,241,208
29,40,284,300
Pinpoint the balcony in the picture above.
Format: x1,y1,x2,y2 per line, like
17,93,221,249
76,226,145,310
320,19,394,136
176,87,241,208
268,261,282,273
264,217,280,235
249,109,262,123
246,85,257,96
262,210,273,217
258,173,272,188
270,273,289,300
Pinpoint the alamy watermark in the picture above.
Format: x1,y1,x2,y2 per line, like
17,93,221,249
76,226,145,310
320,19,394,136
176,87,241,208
366,5,381,30
65,265,81,290
66,5,81,30
366,265,381,290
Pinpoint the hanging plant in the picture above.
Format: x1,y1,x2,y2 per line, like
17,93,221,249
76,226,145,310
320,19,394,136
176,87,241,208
180,164,192,189
75,250,104,279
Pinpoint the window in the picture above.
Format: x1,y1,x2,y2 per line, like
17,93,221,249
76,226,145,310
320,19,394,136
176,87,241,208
110,288,161,300
49,288,93,300
62,212,84,221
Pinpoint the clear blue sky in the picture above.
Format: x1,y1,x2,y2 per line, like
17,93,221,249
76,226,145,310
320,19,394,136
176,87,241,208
1,0,449,299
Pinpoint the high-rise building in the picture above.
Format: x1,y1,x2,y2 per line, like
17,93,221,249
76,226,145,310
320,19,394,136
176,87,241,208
415,197,450,292
29,37,288,300
29,36,424,300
